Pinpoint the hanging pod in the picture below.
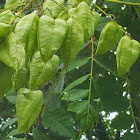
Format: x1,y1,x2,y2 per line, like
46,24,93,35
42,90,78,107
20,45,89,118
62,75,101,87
12,67,29,91
91,11,101,29
77,0,93,5
29,51,59,90
43,0,64,18
60,18,84,66
69,2,95,41
0,10,15,24
0,32,25,71
67,0,92,10
15,12,39,64
58,10,69,21
116,35,140,76
96,21,123,55
16,88,43,133
0,23,11,37
38,15,67,62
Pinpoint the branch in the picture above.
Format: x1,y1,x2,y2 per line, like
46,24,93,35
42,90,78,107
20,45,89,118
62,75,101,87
105,0,140,6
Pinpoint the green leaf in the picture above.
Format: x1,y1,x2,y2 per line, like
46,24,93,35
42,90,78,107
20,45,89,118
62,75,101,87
68,101,98,131
77,104,98,131
16,88,43,133
62,74,90,93
120,131,140,140
129,59,140,96
61,89,88,101
80,40,90,50
55,74,65,94
6,129,19,138
0,62,14,101
133,97,140,113
93,73,128,112
111,112,133,130
63,57,90,74
68,100,88,113
6,88,17,104
1,117,17,131
44,93,61,111
42,108,74,138
29,51,59,90
117,5,133,27
32,128,49,140
128,20,140,43
107,2,122,15
95,52,118,76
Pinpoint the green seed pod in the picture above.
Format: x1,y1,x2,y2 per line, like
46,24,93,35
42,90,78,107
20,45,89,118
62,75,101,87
69,2,95,41
60,18,84,66
77,0,92,5
116,35,140,76
43,0,64,18
67,0,75,10
96,21,123,55
38,15,67,62
12,67,29,90
0,23,11,37
0,32,25,71
0,10,15,24
58,10,69,21
67,0,92,10
29,51,59,90
91,11,101,29
16,88,43,133
15,12,39,64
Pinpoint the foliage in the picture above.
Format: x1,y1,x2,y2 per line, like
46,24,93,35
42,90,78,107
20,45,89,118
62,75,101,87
0,0,140,140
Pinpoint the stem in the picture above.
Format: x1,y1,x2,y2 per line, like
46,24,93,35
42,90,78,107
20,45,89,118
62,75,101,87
50,0,72,17
9,0,35,24
74,0,78,5
126,76,140,134
0,1,26,12
51,0,68,12
93,4,108,17
93,4,118,22
113,21,126,34
38,0,43,12
88,38,94,107
133,6,140,18
105,0,140,6
93,4,127,35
